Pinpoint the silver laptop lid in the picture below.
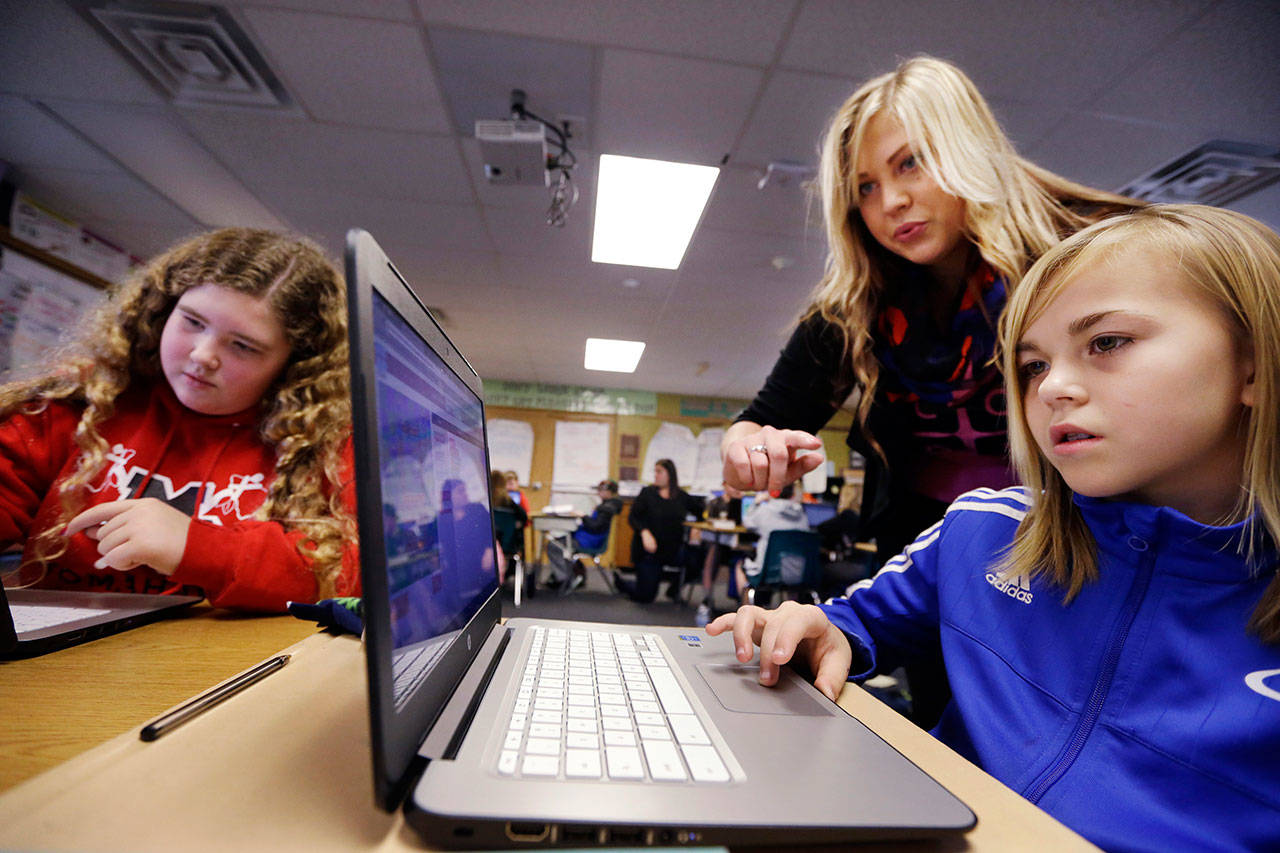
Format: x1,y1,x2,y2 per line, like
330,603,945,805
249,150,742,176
345,228,502,809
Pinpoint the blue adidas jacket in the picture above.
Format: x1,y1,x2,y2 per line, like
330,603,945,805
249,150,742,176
820,487,1280,852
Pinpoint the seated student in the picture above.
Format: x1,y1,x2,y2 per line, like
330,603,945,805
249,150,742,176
614,459,703,603
693,486,742,626
739,482,811,580
0,228,358,611
489,469,527,585
557,479,623,592
503,470,530,513
709,205,1280,851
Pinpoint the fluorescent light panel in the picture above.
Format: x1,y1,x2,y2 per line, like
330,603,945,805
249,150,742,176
591,154,719,270
584,337,645,373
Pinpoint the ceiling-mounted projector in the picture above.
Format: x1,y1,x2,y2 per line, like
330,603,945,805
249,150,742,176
475,119,549,186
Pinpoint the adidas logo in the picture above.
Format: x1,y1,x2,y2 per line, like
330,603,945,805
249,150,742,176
985,571,1034,604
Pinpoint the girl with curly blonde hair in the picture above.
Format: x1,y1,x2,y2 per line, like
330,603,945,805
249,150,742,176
0,227,358,610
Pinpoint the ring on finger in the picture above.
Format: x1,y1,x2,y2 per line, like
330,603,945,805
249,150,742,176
747,444,768,454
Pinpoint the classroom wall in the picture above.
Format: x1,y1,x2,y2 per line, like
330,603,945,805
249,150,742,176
487,391,853,515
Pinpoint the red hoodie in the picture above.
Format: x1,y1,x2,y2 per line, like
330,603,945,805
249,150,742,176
0,382,359,610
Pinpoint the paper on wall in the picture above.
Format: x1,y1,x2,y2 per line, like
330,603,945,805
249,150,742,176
0,248,106,375
691,427,725,493
486,418,534,485
640,422,698,487
551,420,610,487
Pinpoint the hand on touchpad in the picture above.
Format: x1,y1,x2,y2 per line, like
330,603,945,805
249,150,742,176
695,663,831,716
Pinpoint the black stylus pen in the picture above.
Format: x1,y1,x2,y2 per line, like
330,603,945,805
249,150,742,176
139,654,291,742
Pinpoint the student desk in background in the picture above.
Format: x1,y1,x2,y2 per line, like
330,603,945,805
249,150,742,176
0,610,1098,852
529,510,582,568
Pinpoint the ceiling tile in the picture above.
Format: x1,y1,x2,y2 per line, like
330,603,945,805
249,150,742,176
0,2,165,104
781,0,1211,108
43,100,285,230
595,49,763,163
241,7,452,132
178,111,471,203
734,71,855,168
268,187,493,259
494,254,678,303
226,0,415,20
416,0,798,65
681,226,826,290
1025,112,1214,193
482,203,593,263
0,96,118,172
1089,0,1280,143
15,166,202,258
430,27,595,146
699,164,824,239
1223,182,1280,232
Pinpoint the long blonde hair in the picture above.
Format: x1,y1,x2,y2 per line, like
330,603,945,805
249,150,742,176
998,204,1280,643
0,228,355,598
808,56,1137,456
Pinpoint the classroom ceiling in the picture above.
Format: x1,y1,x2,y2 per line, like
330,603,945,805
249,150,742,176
1,0,1278,401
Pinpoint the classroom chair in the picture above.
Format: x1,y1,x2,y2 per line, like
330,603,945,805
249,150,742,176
568,518,618,594
492,507,531,607
743,529,824,608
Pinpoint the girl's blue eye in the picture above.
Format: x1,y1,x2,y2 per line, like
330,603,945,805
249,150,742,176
1090,335,1130,354
1019,360,1047,381
857,181,875,197
900,154,917,172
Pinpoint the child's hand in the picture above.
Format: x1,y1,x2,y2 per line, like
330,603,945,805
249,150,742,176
66,499,192,576
705,601,852,702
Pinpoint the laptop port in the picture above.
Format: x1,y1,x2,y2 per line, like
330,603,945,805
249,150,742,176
505,821,550,843
606,827,646,844
560,825,601,844
451,826,474,838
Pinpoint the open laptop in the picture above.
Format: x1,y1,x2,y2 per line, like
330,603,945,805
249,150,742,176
0,568,201,659
802,501,838,528
345,229,975,848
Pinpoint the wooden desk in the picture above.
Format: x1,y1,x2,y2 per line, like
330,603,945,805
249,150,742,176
0,603,317,793
528,511,581,567
0,615,1095,851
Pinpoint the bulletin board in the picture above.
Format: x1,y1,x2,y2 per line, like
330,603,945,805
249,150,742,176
0,232,109,376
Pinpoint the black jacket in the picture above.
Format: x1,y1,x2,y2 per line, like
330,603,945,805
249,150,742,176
627,486,702,565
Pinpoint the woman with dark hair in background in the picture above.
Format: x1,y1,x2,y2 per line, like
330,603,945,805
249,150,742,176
614,459,702,603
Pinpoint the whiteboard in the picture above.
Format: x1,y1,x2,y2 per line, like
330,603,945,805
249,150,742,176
486,418,534,484
551,420,610,487
0,247,106,374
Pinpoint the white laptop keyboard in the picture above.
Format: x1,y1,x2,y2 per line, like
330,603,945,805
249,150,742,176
496,626,735,784
11,604,110,633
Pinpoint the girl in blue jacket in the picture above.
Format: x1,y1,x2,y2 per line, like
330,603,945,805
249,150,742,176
708,204,1280,852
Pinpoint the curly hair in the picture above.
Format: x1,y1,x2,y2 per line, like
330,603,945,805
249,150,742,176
807,56,1140,460
0,227,355,598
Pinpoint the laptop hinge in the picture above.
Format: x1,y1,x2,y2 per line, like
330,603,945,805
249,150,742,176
417,623,512,762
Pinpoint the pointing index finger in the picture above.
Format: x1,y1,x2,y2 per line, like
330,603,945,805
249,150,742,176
66,501,132,537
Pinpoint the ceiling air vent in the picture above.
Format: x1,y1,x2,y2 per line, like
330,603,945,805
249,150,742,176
1118,140,1280,206
80,1,292,110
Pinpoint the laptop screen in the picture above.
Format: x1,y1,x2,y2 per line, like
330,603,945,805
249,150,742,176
803,501,838,527
372,291,497,699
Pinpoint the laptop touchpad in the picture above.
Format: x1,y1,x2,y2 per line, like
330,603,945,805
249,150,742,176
695,664,829,716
